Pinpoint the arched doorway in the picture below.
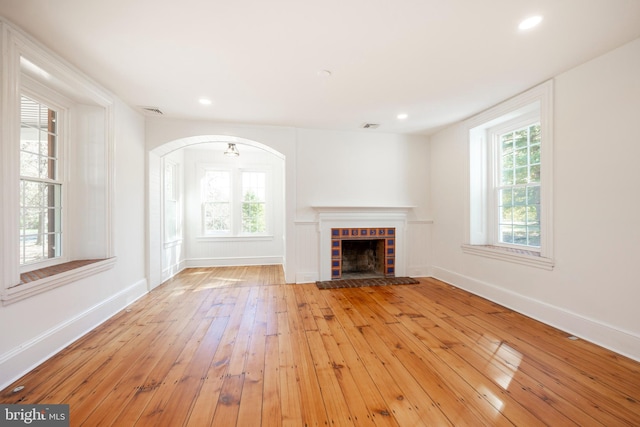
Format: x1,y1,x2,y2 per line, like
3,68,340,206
148,135,286,289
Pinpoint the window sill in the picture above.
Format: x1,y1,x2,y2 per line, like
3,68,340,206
461,244,554,270
196,235,274,242
2,257,117,305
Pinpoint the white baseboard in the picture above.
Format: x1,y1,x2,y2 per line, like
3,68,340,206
0,278,148,390
295,272,319,284
431,266,640,362
185,256,283,268
407,266,431,277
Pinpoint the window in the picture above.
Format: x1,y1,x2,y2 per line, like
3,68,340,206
496,122,541,248
203,170,231,234
201,167,269,237
241,172,266,233
1,20,115,303
163,160,180,242
19,96,63,267
464,81,553,269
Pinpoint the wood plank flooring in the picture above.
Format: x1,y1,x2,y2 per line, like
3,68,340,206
2,265,639,426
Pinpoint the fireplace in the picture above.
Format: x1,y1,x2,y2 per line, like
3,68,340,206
313,206,410,281
331,227,395,279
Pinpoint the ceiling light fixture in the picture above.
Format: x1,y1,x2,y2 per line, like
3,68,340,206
397,113,408,120
518,15,543,30
199,98,212,105
224,143,240,157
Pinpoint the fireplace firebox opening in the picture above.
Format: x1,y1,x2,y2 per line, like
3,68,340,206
331,227,395,279
341,239,385,278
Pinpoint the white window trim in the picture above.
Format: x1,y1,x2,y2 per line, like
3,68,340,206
198,163,272,238
463,80,554,270
162,158,182,245
0,19,116,304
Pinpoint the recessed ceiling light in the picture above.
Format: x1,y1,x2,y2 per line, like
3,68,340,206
199,98,212,105
397,113,408,120
519,15,543,30
317,69,332,77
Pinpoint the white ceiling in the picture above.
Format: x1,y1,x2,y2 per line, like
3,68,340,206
1,0,639,135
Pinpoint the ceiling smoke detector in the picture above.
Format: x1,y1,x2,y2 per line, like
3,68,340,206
140,106,164,115
362,123,380,129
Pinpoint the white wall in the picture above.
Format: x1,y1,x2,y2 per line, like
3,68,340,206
294,129,432,282
430,38,640,360
295,129,431,220
0,99,148,389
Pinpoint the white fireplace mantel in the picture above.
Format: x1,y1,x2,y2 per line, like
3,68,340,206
312,205,414,214
313,206,413,281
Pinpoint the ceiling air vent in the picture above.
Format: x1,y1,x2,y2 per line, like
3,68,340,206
362,123,380,129
140,106,164,115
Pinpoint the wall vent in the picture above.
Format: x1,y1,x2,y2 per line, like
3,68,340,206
140,106,164,115
362,123,380,129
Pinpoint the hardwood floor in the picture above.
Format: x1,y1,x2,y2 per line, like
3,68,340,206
2,266,639,426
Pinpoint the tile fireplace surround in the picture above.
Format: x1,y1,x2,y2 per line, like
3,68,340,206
314,206,412,281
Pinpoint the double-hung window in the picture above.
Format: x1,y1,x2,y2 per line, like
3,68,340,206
201,167,268,236
495,121,541,248
19,95,64,269
464,81,554,269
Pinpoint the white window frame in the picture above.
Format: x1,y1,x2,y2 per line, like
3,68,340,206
198,164,272,240
162,159,181,244
489,113,541,250
463,81,554,270
0,20,116,304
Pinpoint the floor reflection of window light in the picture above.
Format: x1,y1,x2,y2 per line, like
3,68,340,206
484,337,523,390
477,385,504,411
